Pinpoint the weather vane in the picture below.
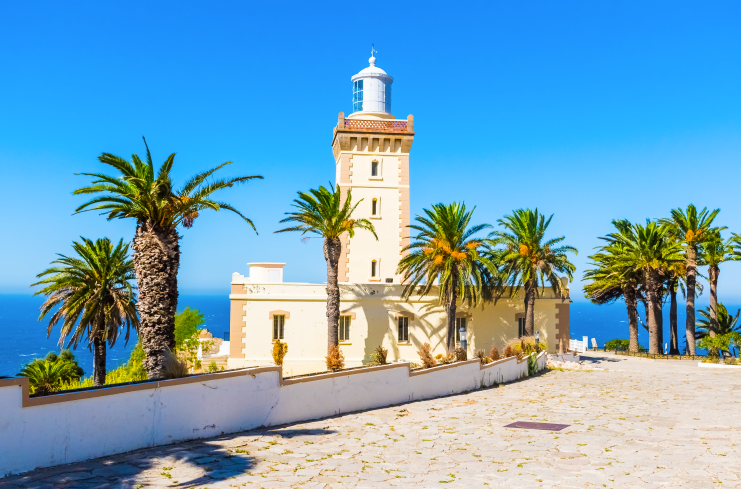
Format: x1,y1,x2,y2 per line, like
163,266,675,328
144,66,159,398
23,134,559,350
371,44,377,57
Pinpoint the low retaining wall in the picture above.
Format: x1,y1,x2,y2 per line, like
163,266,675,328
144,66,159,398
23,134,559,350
0,352,546,476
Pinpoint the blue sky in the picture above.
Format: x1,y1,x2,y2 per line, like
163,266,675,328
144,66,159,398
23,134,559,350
1,1,740,301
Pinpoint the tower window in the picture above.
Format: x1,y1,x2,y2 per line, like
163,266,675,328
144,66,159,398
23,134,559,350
339,315,351,342
371,260,377,277
398,316,409,342
371,160,379,176
273,315,285,340
353,80,364,113
455,317,467,343
372,198,378,215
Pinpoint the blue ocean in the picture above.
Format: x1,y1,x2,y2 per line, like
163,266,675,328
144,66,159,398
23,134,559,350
0,294,730,377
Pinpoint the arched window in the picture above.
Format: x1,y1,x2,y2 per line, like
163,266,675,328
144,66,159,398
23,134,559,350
371,160,379,177
371,260,377,277
372,198,378,216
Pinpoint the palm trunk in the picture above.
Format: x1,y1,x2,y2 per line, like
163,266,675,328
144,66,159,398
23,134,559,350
324,238,341,353
645,270,661,354
624,285,639,352
445,269,458,353
685,246,697,355
669,283,679,354
524,274,536,337
708,265,719,338
656,290,664,353
92,336,107,386
132,220,180,379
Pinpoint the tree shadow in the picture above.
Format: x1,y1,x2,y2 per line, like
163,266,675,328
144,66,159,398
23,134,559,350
1,428,337,488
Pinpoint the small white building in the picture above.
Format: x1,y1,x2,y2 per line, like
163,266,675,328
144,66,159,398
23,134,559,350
228,53,571,375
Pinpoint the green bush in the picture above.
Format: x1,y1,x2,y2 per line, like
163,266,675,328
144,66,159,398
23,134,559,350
605,339,630,351
61,342,147,390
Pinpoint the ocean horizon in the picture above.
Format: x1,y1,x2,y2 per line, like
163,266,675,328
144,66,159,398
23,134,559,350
0,294,729,377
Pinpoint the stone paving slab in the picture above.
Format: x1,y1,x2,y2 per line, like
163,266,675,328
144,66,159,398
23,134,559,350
2,352,741,488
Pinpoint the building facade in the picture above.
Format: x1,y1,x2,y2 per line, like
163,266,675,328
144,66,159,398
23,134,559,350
227,54,571,375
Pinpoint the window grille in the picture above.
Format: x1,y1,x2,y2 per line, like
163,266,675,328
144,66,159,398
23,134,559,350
273,315,285,340
518,317,526,338
455,317,467,343
398,316,409,342
353,80,364,112
339,316,351,342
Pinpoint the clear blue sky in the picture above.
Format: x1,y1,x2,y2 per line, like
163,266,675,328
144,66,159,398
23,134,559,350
1,1,740,301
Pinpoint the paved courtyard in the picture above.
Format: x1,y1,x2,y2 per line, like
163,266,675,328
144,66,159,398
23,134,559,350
2,352,740,488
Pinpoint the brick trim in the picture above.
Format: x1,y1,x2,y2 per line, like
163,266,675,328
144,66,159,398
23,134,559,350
268,310,291,320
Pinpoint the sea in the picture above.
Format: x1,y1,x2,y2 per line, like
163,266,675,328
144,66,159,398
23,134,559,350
0,294,730,377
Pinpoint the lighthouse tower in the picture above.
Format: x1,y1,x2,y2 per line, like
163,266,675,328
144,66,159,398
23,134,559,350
331,51,415,284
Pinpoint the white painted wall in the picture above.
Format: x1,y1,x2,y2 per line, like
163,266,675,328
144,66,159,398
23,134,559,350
0,353,545,476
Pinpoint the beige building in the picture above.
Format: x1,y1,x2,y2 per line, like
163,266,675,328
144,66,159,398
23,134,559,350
227,53,570,375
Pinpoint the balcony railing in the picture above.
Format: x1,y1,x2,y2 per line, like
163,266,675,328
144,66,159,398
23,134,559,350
343,119,408,132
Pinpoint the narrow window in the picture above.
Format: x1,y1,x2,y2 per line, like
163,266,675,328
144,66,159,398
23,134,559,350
339,315,351,342
455,317,467,343
518,317,526,338
372,198,377,216
371,260,377,277
398,316,409,342
273,315,285,340
371,160,379,176
353,80,364,112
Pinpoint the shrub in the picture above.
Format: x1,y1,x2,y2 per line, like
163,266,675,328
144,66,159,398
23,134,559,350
504,336,546,359
326,345,345,372
454,347,467,362
436,351,456,365
61,342,147,390
527,354,538,376
19,360,79,396
490,346,501,361
174,307,212,369
161,349,189,379
371,345,388,365
205,361,219,373
409,362,421,369
272,340,288,366
474,349,489,364
605,339,630,351
417,343,437,369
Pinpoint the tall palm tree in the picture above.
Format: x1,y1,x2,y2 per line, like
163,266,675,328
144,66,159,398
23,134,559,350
659,205,721,355
487,209,576,337
698,232,741,337
665,263,686,354
276,184,376,352
584,220,642,352
32,238,139,385
397,202,496,352
611,221,683,353
74,138,262,378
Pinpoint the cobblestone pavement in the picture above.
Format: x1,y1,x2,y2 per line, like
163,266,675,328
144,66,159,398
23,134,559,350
2,352,740,488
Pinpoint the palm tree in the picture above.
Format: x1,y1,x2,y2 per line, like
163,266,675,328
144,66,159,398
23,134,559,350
74,138,262,378
276,184,376,352
611,221,683,353
659,205,721,355
665,263,685,354
698,232,741,337
19,360,79,396
584,220,642,352
696,303,741,339
397,202,496,352
32,238,139,386
487,209,576,338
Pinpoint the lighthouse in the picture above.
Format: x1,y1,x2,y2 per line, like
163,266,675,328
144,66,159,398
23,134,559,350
331,50,415,284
